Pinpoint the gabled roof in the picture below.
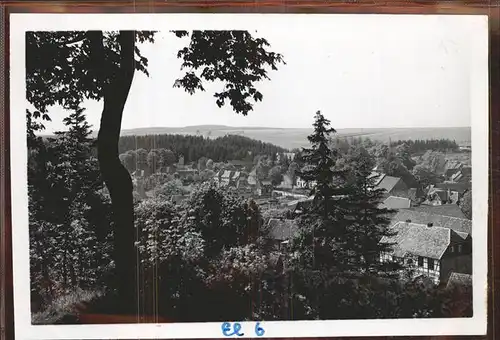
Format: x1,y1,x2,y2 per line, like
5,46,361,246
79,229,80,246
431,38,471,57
451,172,463,182
380,222,451,259
222,170,232,178
435,182,470,194
213,169,224,178
369,172,386,186
445,160,463,171
376,175,403,193
461,166,472,176
408,204,467,219
266,219,300,241
390,209,472,235
428,189,448,202
381,196,411,209
446,272,472,289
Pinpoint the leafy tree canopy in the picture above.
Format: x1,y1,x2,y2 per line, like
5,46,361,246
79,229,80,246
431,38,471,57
27,30,285,129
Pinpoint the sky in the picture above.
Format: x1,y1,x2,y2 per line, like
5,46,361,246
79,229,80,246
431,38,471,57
32,14,479,133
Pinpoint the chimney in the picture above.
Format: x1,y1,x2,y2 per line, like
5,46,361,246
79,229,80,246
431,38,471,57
427,223,433,228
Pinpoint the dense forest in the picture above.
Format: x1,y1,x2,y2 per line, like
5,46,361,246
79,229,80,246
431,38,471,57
118,134,287,163
390,139,460,154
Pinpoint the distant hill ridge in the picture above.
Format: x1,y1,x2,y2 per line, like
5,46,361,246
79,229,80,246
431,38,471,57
41,125,471,150
118,125,471,150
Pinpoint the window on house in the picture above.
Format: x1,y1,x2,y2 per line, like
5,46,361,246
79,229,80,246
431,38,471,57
450,246,454,253
407,258,413,266
458,244,463,253
418,257,423,267
428,258,435,270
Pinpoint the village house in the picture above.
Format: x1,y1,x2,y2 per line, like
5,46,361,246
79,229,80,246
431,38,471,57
407,204,468,219
423,186,460,205
420,150,447,175
370,173,408,198
380,221,472,285
379,196,412,210
295,176,317,189
277,174,295,189
407,187,425,205
228,160,253,171
435,182,471,196
220,170,232,186
459,145,472,153
390,209,472,235
265,218,300,250
450,166,472,183
212,169,248,189
443,160,463,180
257,180,274,196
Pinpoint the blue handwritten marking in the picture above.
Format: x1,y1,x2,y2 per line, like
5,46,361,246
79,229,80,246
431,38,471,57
254,322,265,336
221,322,244,336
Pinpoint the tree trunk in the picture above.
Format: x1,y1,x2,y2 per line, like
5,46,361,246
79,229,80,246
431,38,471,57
90,30,137,314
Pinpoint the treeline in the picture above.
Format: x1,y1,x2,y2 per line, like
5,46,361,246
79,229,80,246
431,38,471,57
118,134,287,163
390,139,459,154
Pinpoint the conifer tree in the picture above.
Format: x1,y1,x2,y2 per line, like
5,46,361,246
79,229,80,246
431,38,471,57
340,145,400,275
295,111,350,270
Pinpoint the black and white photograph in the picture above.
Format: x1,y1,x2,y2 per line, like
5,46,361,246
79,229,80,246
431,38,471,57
10,13,488,339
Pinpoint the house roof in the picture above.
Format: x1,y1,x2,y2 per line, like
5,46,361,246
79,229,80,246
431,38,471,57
435,182,471,194
222,170,232,178
446,272,472,289
429,188,448,202
390,209,472,235
461,166,472,176
381,196,411,209
445,160,463,171
266,219,300,241
451,172,463,182
228,160,252,166
380,222,451,259
408,204,467,219
369,172,386,186
453,231,470,241
231,171,241,180
376,175,403,193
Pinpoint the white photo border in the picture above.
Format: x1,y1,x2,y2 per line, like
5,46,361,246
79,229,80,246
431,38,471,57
10,12,489,339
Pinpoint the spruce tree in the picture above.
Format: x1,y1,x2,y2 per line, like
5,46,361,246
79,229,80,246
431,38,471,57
340,145,400,276
295,111,350,271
